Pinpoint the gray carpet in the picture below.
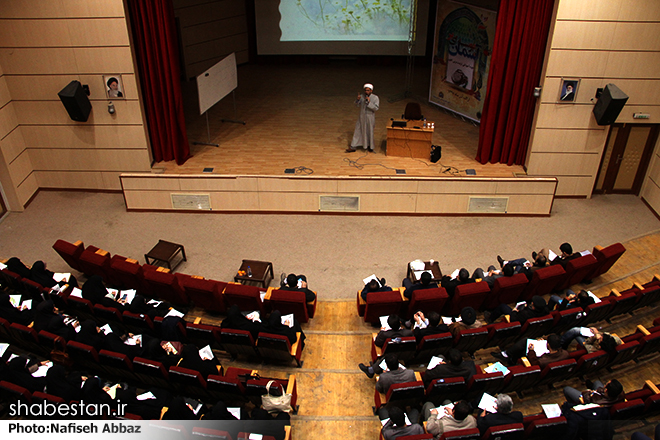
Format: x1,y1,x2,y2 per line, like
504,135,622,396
1,190,658,299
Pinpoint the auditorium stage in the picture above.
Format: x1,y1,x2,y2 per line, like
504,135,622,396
120,63,556,215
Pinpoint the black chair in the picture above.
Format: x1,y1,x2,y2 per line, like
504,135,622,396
402,102,423,120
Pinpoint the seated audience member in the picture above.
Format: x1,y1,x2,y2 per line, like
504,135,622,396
115,385,169,420
161,395,202,420
421,399,476,439
448,306,483,337
251,397,291,440
497,253,548,279
75,319,108,352
374,314,413,348
33,299,78,340
423,348,477,387
4,356,47,393
631,424,660,440
486,295,548,325
561,326,622,353
441,268,475,297
279,273,316,302
361,277,393,301
402,271,439,299
472,264,514,288
379,406,424,440
374,354,416,394
178,343,222,378
30,260,78,289
45,365,84,402
128,294,174,320
492,333,568,367
476,394,523,435
5,257,31,278
205,400,240,421
263,310,306,348
141,337,182,368
563,379,624,407
221,304,263,340
539,242,580,268
81,275,128,311
561,399,613,440
412,310,449,343
103,329,147,359
0,293,34,326
548,289,595,311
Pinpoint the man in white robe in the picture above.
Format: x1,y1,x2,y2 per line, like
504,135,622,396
346,83,379,152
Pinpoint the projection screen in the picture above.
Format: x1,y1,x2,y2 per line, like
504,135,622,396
255,0,429,56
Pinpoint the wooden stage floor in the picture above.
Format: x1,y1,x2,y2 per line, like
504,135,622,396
160,62,525,179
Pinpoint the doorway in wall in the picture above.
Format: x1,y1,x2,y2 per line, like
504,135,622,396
594,124,660,195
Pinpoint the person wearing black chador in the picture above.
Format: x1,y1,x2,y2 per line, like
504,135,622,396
33,299,77,340
0,293,34,325
178,343,221,378
46,365,84,402
263,310,306,348
30,260,78,288
220,304,263,340
5,257,31,278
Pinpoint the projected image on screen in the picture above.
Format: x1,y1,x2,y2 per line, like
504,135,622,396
280,0,412,41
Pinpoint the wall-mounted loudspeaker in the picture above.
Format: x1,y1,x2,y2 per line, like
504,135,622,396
58,80,92,122
593,83,628,126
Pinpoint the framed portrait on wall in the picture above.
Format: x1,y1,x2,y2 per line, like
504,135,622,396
104,75,124,99
558,78,579,102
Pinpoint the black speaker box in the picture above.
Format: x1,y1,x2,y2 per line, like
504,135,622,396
593,83,628,126
58,80,92,122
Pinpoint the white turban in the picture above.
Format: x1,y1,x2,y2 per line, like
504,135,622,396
363,83,374,91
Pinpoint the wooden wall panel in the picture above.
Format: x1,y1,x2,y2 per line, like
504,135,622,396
556,0,622,21
550,21,617,50
13,101,145,125
0,47,134,75
29,149,151,172
181,16,247,46
545,50,609,78
604,52,660,79
554,176,597,196
20,125,148,150
5,74,138,102
35,170,106,189
417,179,498,194
535,104,606,130
530,128,607,154
0,103,19,140
0,0,126,19
15,172,38,205
7,150,32,187
0,18,129,47
180,176,259,192
257,178,338,193
540,78,660,105
184,34,250,65
0,130,26,164
642,179,660,215
526,152,601,176
119,175,557,215
337,179,419,194
0,74,10,106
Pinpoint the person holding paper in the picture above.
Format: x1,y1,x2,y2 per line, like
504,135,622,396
221,304,263,340
5,257,31,278
379,405,424,440
476,394,523,435
423,348,477,387
561,326,622,353
4,356,48,393
374,314,413,348
491,333,568,368
548,289,595,311
412,311,450,343
361,277,393,301
538,242,580,268
30,260,78,288
563,379,624,407
0,293,34,325
472,264,514,288
448,307,483,337
82,275,129,312
486,295,548,325
375,354,416,394
178,343,221,378
423,400,476,439
346,83,379,153
279,273,316,302
264,310,306,348
75,319,108,352
402,271,439,299
496,253,548,280
441,268,475,298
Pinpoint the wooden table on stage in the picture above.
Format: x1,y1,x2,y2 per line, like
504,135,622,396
386,120,435,159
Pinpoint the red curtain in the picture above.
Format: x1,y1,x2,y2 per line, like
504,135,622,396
476,0,555,166
128,0,190,165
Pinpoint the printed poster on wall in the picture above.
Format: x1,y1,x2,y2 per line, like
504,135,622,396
429,0,497,122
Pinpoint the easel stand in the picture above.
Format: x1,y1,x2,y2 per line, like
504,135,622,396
192,112,219,147
221,90,246,125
